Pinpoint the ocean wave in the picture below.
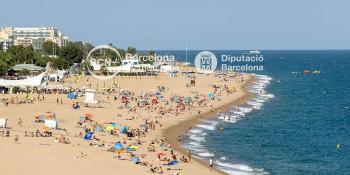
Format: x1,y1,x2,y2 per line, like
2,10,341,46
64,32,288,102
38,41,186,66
216,160,269,175
196,124,216,131
198,152,215,157
189,134,205,142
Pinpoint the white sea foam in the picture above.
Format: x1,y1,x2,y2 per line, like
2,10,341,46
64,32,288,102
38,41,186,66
200,119,218,125
196,124,216,130
198,152,215,157
189,129,203,134
189,134,205,142
185,74,273,175
215,160,269,175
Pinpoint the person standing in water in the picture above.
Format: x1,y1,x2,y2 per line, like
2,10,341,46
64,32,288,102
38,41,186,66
187,150,192,162
209,157,213,170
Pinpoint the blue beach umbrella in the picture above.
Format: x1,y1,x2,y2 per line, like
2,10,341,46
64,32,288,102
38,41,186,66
84,132,94,140
120,126,129,134
114,142,124,150
131,157,140,164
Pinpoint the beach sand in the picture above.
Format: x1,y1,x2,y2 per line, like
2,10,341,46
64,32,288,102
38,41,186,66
0,73,253,175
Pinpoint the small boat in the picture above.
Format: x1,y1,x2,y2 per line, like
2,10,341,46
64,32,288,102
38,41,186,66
304,70,311,74
312,70,321,74
247,49,261,55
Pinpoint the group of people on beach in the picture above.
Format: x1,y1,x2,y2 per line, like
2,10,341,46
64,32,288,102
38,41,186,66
0,72,246,174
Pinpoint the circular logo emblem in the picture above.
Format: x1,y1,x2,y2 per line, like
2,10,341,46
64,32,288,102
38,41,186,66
194,51,217,73
85,45,121,80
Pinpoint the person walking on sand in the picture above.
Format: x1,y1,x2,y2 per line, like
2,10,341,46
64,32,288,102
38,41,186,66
14,135,19,144
60,98,63,105
18,117,23,127
209,157,213,171
56,98,59,105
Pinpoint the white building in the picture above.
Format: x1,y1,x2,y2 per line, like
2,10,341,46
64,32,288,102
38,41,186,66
0,26,69,51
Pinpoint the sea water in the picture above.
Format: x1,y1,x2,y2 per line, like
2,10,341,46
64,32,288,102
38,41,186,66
155,50,350,175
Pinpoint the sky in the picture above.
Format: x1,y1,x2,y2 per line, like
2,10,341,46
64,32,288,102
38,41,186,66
1,0,350,50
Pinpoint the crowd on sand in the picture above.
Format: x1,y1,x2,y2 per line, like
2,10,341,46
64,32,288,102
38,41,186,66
0,73,247,175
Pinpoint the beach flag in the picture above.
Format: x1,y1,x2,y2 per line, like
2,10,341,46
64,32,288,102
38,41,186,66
84,132,94,140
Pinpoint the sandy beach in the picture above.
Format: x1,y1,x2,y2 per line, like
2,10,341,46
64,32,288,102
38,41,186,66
0,72,254,175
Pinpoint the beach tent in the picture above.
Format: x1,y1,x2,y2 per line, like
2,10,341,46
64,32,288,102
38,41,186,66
0,118,7,128
84,132,94,140
120,126,129,134
67,92,77,99
114,142,124,150
44,120,57,129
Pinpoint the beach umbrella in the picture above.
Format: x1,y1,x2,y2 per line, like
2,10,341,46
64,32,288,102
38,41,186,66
167,160,178,166
129,145,138,149
131,157,140,164
95,127,103,132
105,125,114,131
125,146,134,151
84,132,94,140
115,149,124,153
85,113,93,118
120,126,129,134
79,116,86,122
111,123,119,127
114,142,123,150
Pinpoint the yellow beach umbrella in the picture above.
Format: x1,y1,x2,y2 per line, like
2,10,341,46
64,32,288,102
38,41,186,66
105,125,114,131
129,145,138,149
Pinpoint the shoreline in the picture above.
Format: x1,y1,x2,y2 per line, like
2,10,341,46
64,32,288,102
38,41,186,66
163,74,256,175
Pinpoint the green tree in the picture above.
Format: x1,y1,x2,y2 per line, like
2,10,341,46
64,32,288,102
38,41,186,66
34,53,50,67
0,60,9,76
8,45,35,64
127,47,137,55
52,57,69,70
59,42,84,64
42,41,59,56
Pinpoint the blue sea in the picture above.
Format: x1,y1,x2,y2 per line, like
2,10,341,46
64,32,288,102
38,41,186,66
155,50,350,175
